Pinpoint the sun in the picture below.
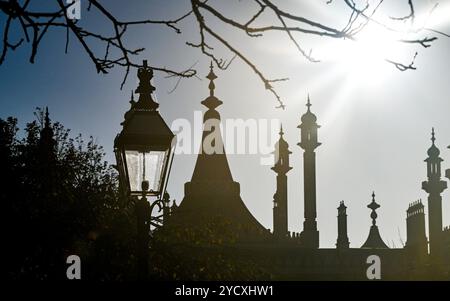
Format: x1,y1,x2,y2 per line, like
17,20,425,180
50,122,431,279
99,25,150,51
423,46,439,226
329,24,409,85
314,22,414,126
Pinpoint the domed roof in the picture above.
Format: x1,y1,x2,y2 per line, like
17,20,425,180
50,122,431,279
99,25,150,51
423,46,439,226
301,110,317,123
427,128,440,157
427,144,440,157
300,95,317,124
275,124,289,149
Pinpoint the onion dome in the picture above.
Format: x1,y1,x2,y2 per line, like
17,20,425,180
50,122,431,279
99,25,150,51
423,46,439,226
301,95,317,124
427,128,440,158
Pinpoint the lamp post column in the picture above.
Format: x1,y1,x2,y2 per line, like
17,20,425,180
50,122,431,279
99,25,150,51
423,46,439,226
135,183,151,280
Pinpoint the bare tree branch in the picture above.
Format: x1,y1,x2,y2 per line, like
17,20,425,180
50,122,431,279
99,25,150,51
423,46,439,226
390,0,415,21
0,0,447,108
386,52,417,71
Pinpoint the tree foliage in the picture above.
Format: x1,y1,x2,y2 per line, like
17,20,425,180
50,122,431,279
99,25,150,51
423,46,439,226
2,108,137,280
1,109,272,280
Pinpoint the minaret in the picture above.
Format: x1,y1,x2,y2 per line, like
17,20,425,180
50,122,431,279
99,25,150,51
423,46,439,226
336,201,350,249
272,125,292,238
405,200,427,256
422,128,447,256
38,107,57,192
361,192,389,249
39,107,56,156
298,95,320,248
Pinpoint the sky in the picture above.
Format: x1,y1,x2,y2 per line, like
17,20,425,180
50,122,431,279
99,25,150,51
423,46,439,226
1,0,449,248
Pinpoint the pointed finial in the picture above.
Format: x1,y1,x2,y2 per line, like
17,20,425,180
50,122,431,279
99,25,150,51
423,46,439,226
368,191,380,226
206,61,217,97
44,107,50,128
279,123,284,136
306,94,311,111
135,59,158,110
129,90,135,105
201,63,223,111
431,127,436,145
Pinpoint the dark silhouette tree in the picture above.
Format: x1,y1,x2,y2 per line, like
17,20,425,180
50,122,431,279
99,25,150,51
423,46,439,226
2,108,137,280
1,108,271,280
0,0,448,108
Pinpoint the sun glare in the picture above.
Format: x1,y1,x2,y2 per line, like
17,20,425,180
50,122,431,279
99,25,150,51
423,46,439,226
315,22,415,127
330,24,409,85
329,1,450,85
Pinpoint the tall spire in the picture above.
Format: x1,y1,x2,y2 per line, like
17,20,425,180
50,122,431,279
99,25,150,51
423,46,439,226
426,128,442,161
39,107,56,163
298,94,321,248
173,66,269,244
298,94,320,149
192,65,231,182
129,90,136,106
44,106,50,129
272,124,292,238
422,128,447,256
272,124,291,174
40,106,53,140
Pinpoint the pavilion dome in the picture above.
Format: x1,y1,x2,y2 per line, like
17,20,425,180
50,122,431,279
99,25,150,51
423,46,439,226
427,128,440,158
300,95,317,124
301,110,317,124
427,143,440,158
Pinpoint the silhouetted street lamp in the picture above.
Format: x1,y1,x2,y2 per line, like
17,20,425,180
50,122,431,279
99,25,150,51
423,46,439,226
114,60,176,280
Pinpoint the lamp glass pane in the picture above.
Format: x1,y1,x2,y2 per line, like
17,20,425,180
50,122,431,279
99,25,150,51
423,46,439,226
125,150,167,193
145,150,167,192
125,150,141,192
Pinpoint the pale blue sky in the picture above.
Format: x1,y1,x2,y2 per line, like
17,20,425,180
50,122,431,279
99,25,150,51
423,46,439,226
1,0,449,248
